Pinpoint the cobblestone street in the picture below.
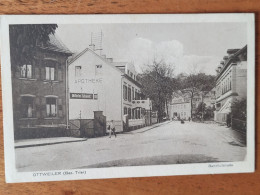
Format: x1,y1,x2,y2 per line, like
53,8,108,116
16,121,246,172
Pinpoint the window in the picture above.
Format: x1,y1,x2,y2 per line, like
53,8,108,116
123,85,127,100
130,72,133,78
46,98,57,117
20,64,32,78
128,87,131,102
124,107,128,115
95,65,102,75
128,108,131,119
137,108,140,119
21,96,34,118
75,66,81,77
46,66,55,80
132,87,135,100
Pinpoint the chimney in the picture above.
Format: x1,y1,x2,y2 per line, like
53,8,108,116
218,64,222,72
227,48,240,56
223,56,228,61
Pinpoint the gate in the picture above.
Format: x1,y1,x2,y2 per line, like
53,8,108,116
93,111,106,137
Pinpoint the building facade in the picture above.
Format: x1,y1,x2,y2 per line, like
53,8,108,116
68,49,151,132
12,34,72,139
169,89,216,121
215,45,247,123
169,91,191,120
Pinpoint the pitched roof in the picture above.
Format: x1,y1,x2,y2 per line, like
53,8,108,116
40,34,72,55
216,45,247,81
68,48,123,74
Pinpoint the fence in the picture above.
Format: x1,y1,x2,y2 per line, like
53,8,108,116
129,119,145,127
231,118,246,133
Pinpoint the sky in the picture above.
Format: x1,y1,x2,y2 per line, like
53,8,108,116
56,23,247,76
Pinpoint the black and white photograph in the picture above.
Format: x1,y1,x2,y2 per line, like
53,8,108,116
0,14,255,183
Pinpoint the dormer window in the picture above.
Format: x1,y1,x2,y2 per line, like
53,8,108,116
20,64,32,79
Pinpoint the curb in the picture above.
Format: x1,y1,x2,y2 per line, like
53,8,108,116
15,138,88,149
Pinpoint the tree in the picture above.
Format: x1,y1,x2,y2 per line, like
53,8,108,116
9,24,58,71
182,73,215,119
140,59,177,122
231,98,247,121
195,102,215,120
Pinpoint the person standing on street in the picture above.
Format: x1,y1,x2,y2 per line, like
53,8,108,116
110,120,117,138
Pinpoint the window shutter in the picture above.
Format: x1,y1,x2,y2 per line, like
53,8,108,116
58,98,63,117
58,69,62,81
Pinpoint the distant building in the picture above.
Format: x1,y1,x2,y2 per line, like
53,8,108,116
215,45,247,123
169,91,191,120
12,34,72,139
169,88,216,120
68,48,152,133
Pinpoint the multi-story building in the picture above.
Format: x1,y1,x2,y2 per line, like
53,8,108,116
169,91,191,120
68,48,151,132
215,45,247,123
169,88,216,121
11,34,72,139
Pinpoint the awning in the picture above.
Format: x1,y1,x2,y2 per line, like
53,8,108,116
218,98,232,114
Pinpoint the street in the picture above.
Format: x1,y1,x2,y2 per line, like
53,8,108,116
15,121,246,172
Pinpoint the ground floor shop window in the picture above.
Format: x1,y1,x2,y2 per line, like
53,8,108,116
21,96,34,118
46,97,57,117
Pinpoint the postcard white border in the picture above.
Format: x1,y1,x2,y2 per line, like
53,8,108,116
0,14,255,183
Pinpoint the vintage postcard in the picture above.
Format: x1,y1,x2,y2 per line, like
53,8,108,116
0,14,255,183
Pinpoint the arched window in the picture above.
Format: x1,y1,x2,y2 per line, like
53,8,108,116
44,60,59,81
46,97,57,117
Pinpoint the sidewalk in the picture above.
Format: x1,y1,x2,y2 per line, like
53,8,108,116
124,120,172,134
15,137,88,149
14,121,171,149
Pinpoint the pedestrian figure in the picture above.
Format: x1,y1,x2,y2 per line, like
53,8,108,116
188,117,191,122
107,124,111,137
109,120,117,138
